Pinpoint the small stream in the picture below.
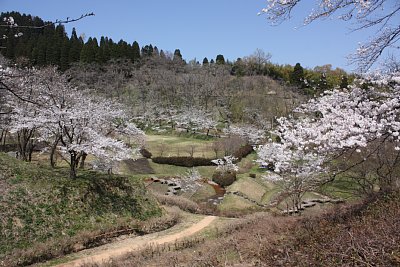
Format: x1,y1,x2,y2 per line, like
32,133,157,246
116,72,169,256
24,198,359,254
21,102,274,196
205,181,226,205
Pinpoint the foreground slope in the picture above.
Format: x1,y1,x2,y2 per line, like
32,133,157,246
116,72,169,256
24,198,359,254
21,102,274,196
107,190,400,266
0,153,161,266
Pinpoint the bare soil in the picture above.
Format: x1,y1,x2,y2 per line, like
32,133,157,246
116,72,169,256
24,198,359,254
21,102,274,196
52,215,216,267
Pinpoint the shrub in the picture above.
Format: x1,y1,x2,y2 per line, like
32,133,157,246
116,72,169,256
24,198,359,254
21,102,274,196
152,156,214,167
212,171,237,187
140,148,152,158
233,144,253,161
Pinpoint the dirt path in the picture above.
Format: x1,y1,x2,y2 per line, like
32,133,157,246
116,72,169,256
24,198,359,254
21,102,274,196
52,215,216,267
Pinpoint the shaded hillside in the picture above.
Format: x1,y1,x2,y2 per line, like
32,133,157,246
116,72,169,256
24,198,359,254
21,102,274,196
0,153,161,266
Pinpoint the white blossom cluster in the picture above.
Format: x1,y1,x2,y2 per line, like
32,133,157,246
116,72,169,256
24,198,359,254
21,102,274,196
173,108,217,133
171,168,203,193
1,65,143,173
133,106,217,135
2,16,23,38
211,155,239,173
257,71,400,184
223,124,265,144
256,142,327,180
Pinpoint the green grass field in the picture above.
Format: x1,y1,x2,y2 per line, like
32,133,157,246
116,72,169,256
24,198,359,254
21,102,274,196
145,134,217,158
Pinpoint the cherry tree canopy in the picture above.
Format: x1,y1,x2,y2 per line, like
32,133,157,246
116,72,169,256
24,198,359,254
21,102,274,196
257,71,400,192
1,64,143,178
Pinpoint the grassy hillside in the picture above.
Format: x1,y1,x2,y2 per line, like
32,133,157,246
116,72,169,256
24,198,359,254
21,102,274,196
0,153,162,266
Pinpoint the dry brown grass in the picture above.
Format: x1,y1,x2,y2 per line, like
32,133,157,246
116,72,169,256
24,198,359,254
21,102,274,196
1,210,181,267
94,191,400,267
153,192,200,213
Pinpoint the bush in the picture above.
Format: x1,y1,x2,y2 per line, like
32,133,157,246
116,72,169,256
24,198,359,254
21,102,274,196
233,144,253,161
140,148,152,158
212,171,236,187
152,156,214,167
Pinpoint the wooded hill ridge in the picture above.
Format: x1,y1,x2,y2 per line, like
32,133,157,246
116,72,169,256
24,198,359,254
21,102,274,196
1,11,353,96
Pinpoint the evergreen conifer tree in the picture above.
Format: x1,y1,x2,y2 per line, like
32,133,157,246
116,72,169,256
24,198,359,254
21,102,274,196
131,41,141,62
290,63,305,87
68,28,82,63
159,49,166,59
216,54,225,65
60,38,70,71
173,49,183,62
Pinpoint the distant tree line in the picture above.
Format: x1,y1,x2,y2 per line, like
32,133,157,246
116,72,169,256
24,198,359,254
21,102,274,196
1,11,353,95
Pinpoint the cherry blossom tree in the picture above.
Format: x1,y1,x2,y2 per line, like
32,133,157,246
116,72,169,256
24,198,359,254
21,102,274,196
2,64,143,178
223,124,265,145
259,0,400,71
170,168,203,196
212,156,239,173
257,71,400,197
256,142,328,210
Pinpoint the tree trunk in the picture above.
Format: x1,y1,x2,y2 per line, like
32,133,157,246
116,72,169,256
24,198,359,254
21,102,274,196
17,129,35,161
2,130,6,147
69,152,78,179
50,135,61,168
79,152,87,169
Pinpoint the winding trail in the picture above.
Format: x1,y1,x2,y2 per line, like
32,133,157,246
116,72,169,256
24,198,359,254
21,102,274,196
52,215,216,267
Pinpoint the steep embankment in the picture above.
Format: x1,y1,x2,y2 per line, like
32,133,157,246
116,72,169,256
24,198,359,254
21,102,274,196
0,153,162,267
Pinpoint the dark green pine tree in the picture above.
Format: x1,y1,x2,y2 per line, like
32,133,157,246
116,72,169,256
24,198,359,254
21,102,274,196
34,36,47,66
46,36,61,66
131,41,141,62
5,36,16,59
69,28,83,63
173,49,183,62
153,46,160,57
103,39,111,63
202,57,209,65
141,44,153,57
216,54,225,65
92,37,100,61
290,63,305,87
80,37,96,63
95,46,105,63
159,49,166,59
59,38,70,71
117,39,129,58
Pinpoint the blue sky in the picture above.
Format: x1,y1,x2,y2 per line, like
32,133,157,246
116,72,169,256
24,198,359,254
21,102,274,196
0,0,388,71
